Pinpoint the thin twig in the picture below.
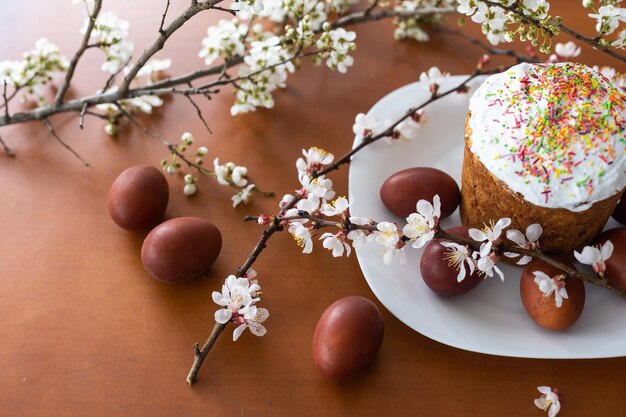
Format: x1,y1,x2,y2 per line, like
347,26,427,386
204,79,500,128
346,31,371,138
55,0,103,106
0,133,15,158
42,118,91,167
2,81,8,119
186,323,227,385
79,102,88,129
159,0,171,35
185,82,212,134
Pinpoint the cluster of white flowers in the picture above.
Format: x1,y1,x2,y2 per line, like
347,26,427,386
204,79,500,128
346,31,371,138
393,0,456,41
212,270,269,341
231,35,295,115
316,26,357,74
352,108,425,144
0,38,68,104
212,158,258,207
83,10,134,74
196,0,358,116
198,19,249,66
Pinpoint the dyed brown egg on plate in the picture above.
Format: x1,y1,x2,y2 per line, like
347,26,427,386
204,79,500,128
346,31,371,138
379,167,460,219
520,259,585,331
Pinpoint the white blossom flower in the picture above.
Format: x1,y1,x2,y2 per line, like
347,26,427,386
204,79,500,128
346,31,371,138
471,2,489,24
394,117,421,141
402,195,441,249
289,222,314,253
127,94,164,114
299,174,335,201
346,217,372,248
212,275,261,324
534,386,561,417
375,222,401,248
554,41,581,58
352,113,391,139
233,305,269,341
296,193,321,214
296,147,334,175
321,196,350,217
504,223,542,265
375,222,407,265
231,166,248,187
232,0,265,18
382,245,407,265
469,218,511,257
522,0,549,19
589,5,626,35
84,11,133,74
473,251,505,281
440,242,475,282
231,184,255,207
582,0,593,7
483,6,510,45
419,66,450,93
199,19,248,66
136,57,171,77
533,271,568,308
612,30,626,48
320,232,352,257
574,241,614,276
249,0,287,22
457,0,478,16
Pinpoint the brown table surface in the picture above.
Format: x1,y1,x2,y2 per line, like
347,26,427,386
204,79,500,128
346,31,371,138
1,1,625,416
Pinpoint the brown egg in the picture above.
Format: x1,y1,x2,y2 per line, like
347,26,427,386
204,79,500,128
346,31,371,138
141,217,222,283
312,296,384,380
108,165,169,230
520,259,585,331
380,167,460,219
596,228,626,292
420,226,483,297
612,194,626,224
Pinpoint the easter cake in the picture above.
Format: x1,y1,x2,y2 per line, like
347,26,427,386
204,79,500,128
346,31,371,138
460,62,626,254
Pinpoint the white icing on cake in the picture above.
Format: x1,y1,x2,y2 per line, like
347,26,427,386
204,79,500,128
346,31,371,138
468,62,626,212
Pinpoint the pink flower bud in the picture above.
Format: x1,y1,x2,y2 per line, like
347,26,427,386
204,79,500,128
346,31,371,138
257,214,271,225
477,54,490,69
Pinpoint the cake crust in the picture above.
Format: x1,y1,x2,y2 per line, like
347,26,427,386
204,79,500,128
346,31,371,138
461,117,623,255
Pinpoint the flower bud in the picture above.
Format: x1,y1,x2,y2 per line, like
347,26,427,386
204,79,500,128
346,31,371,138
257,214,271,225
184,183,197,196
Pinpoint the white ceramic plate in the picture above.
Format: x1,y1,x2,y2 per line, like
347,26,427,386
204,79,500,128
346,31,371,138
348,75,625,359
